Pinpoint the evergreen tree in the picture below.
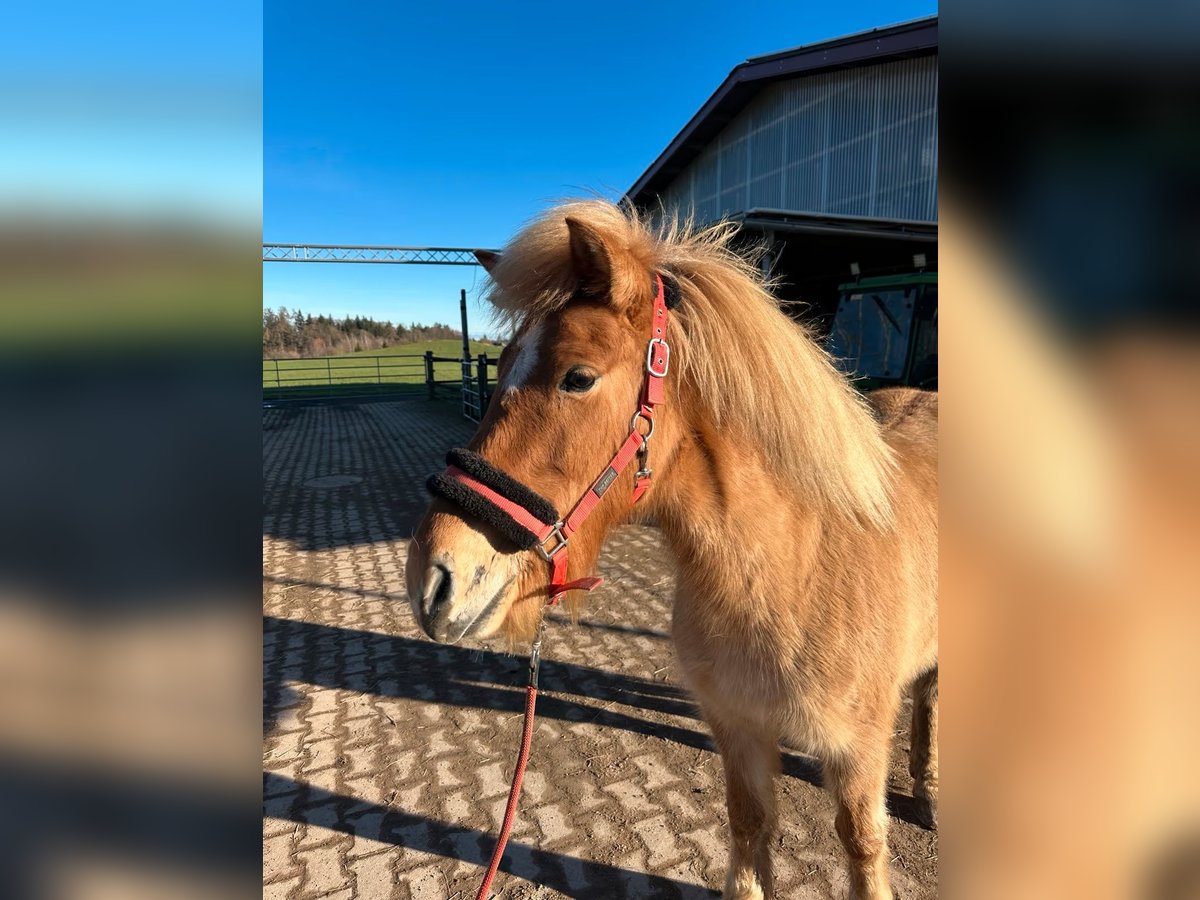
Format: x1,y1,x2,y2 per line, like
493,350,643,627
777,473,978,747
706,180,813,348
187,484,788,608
262,306,474,358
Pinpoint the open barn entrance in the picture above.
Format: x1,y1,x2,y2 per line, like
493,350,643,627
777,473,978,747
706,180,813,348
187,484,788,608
740,214,938,390
744,214,937,332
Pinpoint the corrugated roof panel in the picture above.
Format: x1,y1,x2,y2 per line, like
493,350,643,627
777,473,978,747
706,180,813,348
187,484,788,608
650,54,938,226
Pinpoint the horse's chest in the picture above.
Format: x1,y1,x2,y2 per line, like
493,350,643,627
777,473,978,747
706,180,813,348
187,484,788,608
672,609,851,749
671,604,793,712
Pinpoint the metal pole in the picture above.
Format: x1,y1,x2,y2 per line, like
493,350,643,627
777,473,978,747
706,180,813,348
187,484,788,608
760,229,776,279
460,289,470,362
424,350,435,400
476,353,490,415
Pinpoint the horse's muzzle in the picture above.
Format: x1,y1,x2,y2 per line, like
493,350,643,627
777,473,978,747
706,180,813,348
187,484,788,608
415,561,455,640
406,529,518,644
412,559,494,644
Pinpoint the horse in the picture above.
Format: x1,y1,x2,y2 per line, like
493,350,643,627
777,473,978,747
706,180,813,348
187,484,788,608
406,200,938,900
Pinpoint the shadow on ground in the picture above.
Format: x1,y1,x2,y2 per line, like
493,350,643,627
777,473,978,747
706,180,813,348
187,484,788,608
264,771,720,899
263,613,930,829
262,401,473,552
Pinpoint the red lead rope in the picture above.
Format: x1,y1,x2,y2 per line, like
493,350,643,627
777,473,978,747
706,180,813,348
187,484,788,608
474,639,541,900
463,275,671,898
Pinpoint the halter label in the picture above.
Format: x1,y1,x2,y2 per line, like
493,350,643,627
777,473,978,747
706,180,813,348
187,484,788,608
594,467,619,496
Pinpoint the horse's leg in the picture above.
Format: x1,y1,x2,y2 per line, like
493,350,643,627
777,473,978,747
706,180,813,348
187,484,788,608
825,721,896,900
908,666,938,828
710,715,780,900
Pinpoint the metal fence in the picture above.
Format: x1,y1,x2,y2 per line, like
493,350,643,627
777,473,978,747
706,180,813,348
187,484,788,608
262,351,499,419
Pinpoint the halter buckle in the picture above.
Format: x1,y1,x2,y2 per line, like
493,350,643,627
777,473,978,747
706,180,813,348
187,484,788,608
645,338,670,377
535,523,569,561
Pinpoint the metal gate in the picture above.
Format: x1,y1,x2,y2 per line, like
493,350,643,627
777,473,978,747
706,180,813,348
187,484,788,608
461,354,495,422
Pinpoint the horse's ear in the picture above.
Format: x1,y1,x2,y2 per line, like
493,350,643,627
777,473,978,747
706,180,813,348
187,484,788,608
474,249,501,274
564,216,612,294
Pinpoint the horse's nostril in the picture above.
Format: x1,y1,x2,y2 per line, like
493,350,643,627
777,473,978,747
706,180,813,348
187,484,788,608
422,563,453,620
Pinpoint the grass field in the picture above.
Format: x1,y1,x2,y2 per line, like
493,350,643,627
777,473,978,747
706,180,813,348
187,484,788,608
263,339,502,391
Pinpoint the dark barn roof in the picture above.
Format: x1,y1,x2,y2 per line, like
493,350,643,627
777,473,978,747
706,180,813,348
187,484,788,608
626,16,938,206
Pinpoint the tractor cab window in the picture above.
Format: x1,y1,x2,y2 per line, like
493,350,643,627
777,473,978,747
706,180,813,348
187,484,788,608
829,286,916,381
908,285,938,389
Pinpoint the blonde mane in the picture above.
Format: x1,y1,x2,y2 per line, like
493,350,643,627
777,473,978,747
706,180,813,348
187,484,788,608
484,200,896,528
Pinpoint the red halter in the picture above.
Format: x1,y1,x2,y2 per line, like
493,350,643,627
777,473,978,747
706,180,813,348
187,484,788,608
442,273,672,605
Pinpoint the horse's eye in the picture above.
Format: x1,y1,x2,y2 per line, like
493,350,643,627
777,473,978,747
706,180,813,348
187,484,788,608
560,367,597,393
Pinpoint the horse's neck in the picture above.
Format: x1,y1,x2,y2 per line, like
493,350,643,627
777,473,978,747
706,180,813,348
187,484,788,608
649,414,826,619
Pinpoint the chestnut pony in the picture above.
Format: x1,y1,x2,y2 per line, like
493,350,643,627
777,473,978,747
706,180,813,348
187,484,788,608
406,201,937,900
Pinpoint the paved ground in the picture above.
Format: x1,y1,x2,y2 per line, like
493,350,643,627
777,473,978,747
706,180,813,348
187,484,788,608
263,400,938,899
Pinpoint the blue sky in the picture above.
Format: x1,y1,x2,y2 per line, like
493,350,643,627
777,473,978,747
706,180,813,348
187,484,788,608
266,1,937,336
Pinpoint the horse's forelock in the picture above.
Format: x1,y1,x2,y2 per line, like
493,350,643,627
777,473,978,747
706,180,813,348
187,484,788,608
484,200,661,331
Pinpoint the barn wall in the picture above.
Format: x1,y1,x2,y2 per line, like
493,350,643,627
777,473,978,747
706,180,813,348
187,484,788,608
658,54,938,225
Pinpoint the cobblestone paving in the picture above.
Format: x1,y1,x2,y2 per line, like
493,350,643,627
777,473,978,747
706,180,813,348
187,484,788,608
263,400,938,899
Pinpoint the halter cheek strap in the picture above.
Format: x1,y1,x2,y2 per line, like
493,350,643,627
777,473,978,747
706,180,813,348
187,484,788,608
427,273,673,605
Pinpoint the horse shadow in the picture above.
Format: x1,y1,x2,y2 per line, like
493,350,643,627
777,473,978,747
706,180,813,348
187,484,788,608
263,614,703,746
264,772,720,898
263,612,928,828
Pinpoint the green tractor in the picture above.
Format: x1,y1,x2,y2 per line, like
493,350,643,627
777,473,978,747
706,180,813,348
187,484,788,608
827,272,937,391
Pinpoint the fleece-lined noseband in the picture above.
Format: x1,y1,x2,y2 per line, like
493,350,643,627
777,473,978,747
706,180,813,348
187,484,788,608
426,272,677,604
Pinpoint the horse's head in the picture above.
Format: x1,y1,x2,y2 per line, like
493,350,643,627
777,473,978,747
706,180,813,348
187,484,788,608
406,205,681,645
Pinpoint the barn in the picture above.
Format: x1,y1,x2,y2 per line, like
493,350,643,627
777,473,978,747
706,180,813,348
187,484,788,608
627,16,938,388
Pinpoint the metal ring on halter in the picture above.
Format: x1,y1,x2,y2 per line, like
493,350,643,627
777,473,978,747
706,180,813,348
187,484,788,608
629,409,655,442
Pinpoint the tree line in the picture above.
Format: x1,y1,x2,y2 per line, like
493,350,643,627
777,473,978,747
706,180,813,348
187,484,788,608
263,307,461,358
